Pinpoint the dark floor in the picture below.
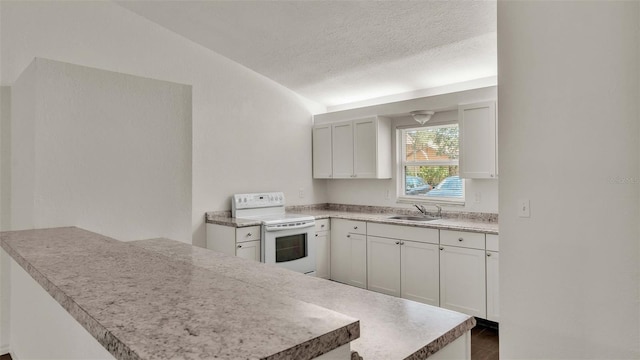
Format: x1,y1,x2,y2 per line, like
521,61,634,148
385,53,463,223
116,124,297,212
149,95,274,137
0,353,11,360
471,320,499,360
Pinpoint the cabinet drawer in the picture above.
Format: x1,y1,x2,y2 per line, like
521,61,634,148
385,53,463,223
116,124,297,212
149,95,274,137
440,230,485,250
236,226,261,243
315,219,330,232
367,222,438,244
335,219,366,234
486,234,499,252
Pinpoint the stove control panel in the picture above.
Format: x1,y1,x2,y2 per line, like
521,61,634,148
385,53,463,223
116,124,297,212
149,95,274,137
232,192,285,211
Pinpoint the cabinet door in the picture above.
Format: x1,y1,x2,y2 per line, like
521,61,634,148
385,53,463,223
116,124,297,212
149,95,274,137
312,125,332,179
367,236,401,297
331,121,354,178
235,240,260,262
440,245,486,318
315,231,331,280
459,101,497,179
401,240,439,306
330,220,351,284
206,224,235,256
486,250,500,322
349,233,367,289
353,118,377,178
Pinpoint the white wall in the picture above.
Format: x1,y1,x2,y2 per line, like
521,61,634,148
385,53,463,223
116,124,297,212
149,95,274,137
316,87,499,214
11,58,192,242
498,1,639,358
0,1,328,247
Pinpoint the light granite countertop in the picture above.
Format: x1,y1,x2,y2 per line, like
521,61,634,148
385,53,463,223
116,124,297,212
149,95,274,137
132,238,476,360
206,208,499,235
0,227,359,360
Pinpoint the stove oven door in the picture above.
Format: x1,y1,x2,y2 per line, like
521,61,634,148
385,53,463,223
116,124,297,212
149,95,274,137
263,222,316,275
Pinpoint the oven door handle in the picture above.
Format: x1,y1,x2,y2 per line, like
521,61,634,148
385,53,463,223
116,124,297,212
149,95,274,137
264,223,315,232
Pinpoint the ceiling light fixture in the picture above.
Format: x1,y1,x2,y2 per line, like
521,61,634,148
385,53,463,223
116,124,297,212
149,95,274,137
410,110,435,125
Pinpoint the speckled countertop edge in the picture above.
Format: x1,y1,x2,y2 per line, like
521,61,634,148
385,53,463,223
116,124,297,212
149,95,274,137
0,227,360,360
0,229,141,360
205,205,498,235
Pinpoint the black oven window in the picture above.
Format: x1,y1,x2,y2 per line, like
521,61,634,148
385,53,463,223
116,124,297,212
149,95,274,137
275,234,307,263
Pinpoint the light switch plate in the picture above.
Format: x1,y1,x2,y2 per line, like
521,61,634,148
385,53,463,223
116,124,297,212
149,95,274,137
518,199,530,217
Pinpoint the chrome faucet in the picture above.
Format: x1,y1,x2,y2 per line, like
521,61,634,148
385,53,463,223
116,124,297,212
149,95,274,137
414,204,428,216
434,204,443,218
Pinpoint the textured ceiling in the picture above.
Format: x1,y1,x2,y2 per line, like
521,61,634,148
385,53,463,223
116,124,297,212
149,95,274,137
116,1,496,107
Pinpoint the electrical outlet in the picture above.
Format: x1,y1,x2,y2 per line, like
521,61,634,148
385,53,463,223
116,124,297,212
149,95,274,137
385,189,391,199
518,199,530,217
298,188,305,198
474,192,482,203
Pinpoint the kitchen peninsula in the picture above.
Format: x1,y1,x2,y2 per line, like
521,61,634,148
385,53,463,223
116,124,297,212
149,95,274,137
1,227,474,359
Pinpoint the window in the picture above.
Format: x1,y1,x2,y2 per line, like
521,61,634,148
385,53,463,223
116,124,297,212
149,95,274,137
399,124,463,203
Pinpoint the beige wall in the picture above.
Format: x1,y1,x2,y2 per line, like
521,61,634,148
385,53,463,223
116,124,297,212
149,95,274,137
0,87,10,232
498,1,640,358
11,58,192,242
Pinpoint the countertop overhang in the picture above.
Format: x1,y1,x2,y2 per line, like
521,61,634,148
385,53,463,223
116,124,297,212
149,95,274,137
133,238,475,359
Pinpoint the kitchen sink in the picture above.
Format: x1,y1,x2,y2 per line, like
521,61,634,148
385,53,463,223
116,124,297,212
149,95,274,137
387,215,439,222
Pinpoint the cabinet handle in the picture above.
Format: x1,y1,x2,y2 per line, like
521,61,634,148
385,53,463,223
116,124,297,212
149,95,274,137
315,234,318,237
247,233,252,237
347,234,351,238
321,224,325,228
458,237,464,242
395,241,400,245
400,241,405,245
237,245,242,248
487,253,492,257
440,247,444,251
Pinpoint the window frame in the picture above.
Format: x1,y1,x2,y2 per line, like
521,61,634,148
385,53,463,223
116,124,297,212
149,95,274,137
397,124,465,205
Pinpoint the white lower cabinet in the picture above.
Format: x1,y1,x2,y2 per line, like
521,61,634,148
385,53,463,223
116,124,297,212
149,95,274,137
348,233,367,288
236,240,261,262
486,250,499,322
367,236,401,297
366,223,440,306
439,245,487,318
367,236,440,307
486,233,500,322
206,224,261,262
401,240,440,306
315,219,331,279
330,219,367,288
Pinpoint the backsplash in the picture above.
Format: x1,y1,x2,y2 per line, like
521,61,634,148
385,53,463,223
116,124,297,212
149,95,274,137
207,204,498,222
273,203,496,222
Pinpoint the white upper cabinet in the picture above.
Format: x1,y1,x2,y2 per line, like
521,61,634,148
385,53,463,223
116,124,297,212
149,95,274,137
312,124,333,179
313,116,391,179
459,101,497,179
331,121,354,178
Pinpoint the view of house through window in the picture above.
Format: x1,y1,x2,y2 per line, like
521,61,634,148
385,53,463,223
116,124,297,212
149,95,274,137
401,124,463,201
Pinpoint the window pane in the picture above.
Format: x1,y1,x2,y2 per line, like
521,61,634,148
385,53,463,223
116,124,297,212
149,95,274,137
404,165,462,198
404,126,459,163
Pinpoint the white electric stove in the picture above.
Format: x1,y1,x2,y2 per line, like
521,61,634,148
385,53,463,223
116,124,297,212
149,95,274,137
232,192,316,275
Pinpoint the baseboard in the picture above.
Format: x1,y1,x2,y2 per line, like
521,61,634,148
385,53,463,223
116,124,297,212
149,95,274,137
0,344,9,355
